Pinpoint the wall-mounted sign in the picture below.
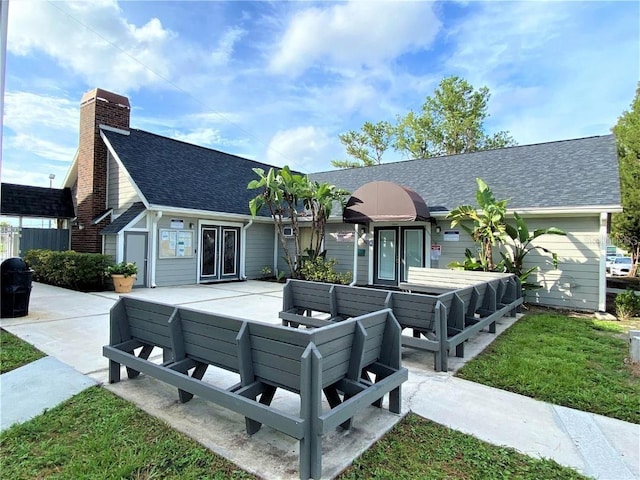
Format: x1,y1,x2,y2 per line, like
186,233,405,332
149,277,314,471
170,218,184,229
159,229,194,258
332,231,355,243
431,244,441,260
443,230,460,242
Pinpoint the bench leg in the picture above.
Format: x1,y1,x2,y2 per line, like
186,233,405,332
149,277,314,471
126,344,154,379
455,342,464,358
489,320,497,334
323,386,352,430
178,362,208,403
109,360,121,383
245,385,277,435
389,386,401,414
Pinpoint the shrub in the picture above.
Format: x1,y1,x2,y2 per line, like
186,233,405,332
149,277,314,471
23,250,112,292
299,257,352,285
105,261,138,278
615,289,640,321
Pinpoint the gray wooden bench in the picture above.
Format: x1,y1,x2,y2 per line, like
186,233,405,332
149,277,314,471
105,297,176,383
281,277,523,372
104,300,407,480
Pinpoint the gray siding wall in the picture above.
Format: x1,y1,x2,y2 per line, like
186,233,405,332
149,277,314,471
155,216,198,287
523,216,600,311
245,222,275,279
433,216,601,311
107,151,140,210
324,224,357,278
104,235,117,259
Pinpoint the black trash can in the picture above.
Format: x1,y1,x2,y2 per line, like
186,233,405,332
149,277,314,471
1,257,34,318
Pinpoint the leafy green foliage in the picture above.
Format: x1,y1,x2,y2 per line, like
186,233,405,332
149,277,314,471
334,77,517,168
331,121,394,168
299,257,352,285
0,329,45,374
395,76,517,158
456,313,640,423
615,289,640,321
0,387,256,479
23,249,111,291
447,178,508,270
340,413,587,480
501,212,566,290
105,261,138,278
612,83,640,275
248,166,349,278
447,179,565,291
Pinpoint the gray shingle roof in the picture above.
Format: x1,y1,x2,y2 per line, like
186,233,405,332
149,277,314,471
101,202,146,234
311,135,620,213
101,129,283,216
1,183,75,218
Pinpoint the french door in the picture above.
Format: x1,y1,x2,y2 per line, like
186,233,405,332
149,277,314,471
373,226,424,286
200,226,240,281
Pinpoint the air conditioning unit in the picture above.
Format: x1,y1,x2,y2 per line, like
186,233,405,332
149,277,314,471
283,226,294,237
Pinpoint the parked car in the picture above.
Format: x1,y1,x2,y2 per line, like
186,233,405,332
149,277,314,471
610,256,632,276
606,254,623,273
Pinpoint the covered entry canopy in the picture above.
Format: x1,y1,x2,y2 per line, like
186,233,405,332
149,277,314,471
343,181,430,224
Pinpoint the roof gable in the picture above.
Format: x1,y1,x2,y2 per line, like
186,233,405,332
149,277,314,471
311,135,620,213
101,128,280,216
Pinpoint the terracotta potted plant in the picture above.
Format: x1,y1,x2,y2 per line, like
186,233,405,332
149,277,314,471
106,261,138,293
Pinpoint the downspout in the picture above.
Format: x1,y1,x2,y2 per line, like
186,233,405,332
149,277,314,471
240,219,253,280
150,210,162,288
350,223,359,286
598,212,608,312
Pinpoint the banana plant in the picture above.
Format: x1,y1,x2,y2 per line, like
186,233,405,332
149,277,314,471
500,212,566,290
447,178,507,270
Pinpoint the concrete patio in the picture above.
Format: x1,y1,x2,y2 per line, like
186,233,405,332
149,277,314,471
1,281,638,479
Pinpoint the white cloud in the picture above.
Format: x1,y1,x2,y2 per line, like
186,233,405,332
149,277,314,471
444,1,639,144
3,91,79,132
7,134,77,163
7,0,243,93
269,1,441,76
266,126,333,172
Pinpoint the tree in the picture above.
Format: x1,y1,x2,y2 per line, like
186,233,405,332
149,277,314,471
331,121,394,169
395,76,516,158
447,178,565,292
248,166,349,278
447,178,508,270
611,84,640,276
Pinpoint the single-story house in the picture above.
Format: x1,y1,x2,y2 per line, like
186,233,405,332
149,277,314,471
62,88,621,312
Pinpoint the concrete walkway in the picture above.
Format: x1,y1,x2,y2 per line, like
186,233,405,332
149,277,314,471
1,282,638,479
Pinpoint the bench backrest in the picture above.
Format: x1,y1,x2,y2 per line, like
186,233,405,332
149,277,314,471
333,285,392,318
174,305,398,394
282,279,334,314
174,307,245,373
388,290,448,331
110,297,176,349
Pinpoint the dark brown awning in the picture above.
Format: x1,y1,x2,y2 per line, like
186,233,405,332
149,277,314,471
343,181,430,224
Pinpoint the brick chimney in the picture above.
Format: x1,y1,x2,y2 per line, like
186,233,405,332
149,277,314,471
71,88,130,253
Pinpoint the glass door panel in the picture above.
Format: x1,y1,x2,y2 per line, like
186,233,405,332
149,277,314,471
377,229,397,281
201,228,217,277
222,228,238,276
403,229,424,281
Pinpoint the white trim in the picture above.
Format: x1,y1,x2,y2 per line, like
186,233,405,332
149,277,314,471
598,212,608,312
240,219,253,280
99,124,130,135
350,224,359,286
150,211,162,287
62,150,79,189
147,203,259,222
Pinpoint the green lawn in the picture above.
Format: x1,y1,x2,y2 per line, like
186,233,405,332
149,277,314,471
0,328,45,374
0,387,585,480
456,313,640,424
3,313,629,479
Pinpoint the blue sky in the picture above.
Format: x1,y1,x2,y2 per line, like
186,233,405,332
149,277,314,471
1,0,638,188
